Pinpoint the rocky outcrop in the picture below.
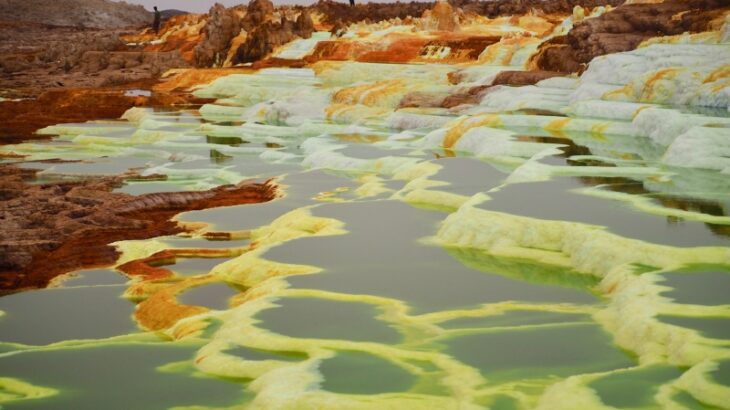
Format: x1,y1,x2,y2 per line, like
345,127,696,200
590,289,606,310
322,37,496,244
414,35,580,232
0,22,124,76
193,3,243,67
0,0,152,29
78,51,186,76
233,2,315,65
441,85,490,108
0,21,189,99
398,85,490,109
530,0,730,73
491,70,565,86
0,165,277,292
234,20,291,64
241,0,275,30
442,71,563,108
127,13,207,64
190,0,316,66
399,91,448,108
329,19,347,38
422,0,460,32
295,9,316,39
314,0,434,26
401,70,565,109
456,0,624,18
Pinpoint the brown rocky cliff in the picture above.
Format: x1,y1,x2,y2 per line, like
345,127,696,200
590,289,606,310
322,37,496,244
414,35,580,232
194,3,243,67
530,0,730,73
234,0,315,65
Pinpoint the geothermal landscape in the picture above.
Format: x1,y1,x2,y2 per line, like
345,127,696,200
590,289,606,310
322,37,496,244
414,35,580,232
1,0,730,408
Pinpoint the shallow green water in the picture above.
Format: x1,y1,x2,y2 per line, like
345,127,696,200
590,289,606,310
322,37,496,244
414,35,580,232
1,62,729,409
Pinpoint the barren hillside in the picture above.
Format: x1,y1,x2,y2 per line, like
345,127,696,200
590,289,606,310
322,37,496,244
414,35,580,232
0,0,152,28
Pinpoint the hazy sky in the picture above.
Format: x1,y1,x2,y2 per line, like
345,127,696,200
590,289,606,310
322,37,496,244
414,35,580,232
115,0,420,13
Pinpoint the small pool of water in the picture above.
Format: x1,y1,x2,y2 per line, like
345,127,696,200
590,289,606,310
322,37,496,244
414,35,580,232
444,323,635,383
0,286,135,345
177,283,241,310
280,201,596,313
319,351,415,394
0,344,248,410
478,177,730,247
254,297,401,344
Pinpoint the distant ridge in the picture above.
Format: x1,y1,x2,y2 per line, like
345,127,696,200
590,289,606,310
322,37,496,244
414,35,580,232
0,0,152,29
160,9,190,20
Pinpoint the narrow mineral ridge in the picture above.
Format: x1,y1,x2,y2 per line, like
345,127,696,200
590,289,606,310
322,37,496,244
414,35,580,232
1,0,730,409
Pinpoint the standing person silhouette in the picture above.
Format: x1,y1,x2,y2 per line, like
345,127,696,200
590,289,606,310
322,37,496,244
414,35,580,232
349,0,354,6
153,6,161,34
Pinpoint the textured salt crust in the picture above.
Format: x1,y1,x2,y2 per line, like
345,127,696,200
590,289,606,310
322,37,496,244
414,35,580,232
663,127,730,173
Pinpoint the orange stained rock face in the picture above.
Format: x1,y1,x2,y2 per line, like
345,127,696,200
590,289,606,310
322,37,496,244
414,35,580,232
357,36,430,64
123,14,207,64
307,32,501,64
0,86,162,143
133,277,212,332
118,253,176,285
477,33,543,65
224,31,249,66
419,33,503,62
306,36,426,64
306,41,357,62
517,14,561,35
154,68,257,92
149,34,203,64
460,14,561,37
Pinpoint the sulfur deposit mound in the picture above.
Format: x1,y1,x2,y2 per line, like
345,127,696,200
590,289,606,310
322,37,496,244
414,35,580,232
0,0,152,29
0,165,276,292
531,0,730,73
